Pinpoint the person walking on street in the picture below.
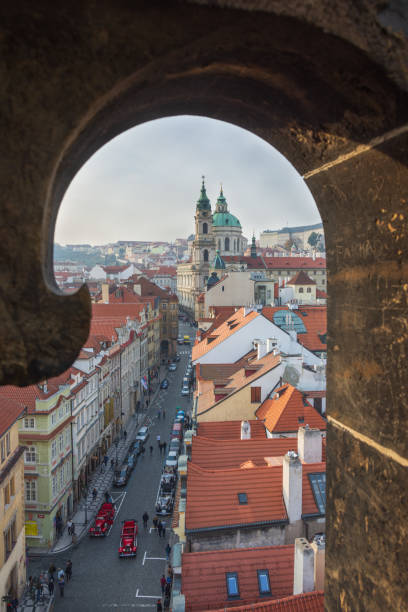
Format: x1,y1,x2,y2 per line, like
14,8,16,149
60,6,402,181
165,543,171,560
142,512,149,530
153,516,158,530
48,576,54,597
57,569,65,597
48,564,56,580
157,410,161,420
124,430,127,440
65,560,72,582
111,458,115,470
149,445,153,455
67,519,73,536
157,599,162,612
104,454,109,467
163,408,166,419
160,575,166,594
163,441,167,454
156,434,161,447
161,520,166,538
92,487,97,502
157,521,163,537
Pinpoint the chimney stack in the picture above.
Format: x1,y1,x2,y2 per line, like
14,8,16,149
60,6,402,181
283,451,302,523
311,536,325,591
298,426,322,463
293,538,315,595
240,420,251,440
257,339,267,360
101,283,109,304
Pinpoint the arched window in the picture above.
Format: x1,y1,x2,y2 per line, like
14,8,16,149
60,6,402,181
234,239,236,252
225,237,230,251
203,249,209,262
218,239,221,251
237,238,240,252
203,222,208,234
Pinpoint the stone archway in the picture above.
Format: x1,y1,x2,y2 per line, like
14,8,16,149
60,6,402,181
1,2,408,610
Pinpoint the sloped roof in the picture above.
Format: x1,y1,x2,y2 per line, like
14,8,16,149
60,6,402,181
263,258,326,270
0,395,28,436
223,255,266,269
182,545,294,611
256,385,326,434
0,369,73,415
287,271,316,286
192,307,259,361
262,306,326,352
209,591,324,612
197,420,267,440
186,463,288,531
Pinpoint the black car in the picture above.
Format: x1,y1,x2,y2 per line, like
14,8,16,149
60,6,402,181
113,465,131,487
126,452,137,471
160,378,169,389
174,354,181,362
132,440,143,455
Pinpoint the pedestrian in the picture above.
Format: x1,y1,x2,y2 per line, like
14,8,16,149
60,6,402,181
111,458,115,470
165,582,171,598
153,516,158,530
163,409,166,419
157,599,162,612
165,543,171,560
71,522,76,536
161,519,166,538
160,574,166,594
157,410,161,420
57,569,65,597
35,577,42,603
92,487,97,501
65,560,72,582
10,597,18,611
157,521,163,537
142,511,149,529
67,520,73,536
48,576,54,596
163,441,167,454
124,430,127,440
48,564,56,580
156,434,161,446
149,445,153,454
103,454,109,467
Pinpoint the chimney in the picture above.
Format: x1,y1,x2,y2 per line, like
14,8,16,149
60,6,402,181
283,451,302,523
101,283,109,303
257,339,267,360
311,537,325,591
241,420,251,440
266,338,277,354
298,426,322,463
133,283,141,296
293,538,315,595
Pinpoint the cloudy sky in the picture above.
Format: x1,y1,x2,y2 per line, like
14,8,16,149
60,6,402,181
55,116,321,245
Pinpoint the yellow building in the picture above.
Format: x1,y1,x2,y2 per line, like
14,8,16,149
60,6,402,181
0,404,26,606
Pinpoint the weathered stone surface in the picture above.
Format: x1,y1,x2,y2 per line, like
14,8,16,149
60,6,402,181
326,424,408,611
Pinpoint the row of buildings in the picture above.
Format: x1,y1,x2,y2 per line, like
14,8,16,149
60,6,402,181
169,298,327,609
0,276,177,602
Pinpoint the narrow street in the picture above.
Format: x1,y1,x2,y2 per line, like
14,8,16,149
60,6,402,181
28,323,194,610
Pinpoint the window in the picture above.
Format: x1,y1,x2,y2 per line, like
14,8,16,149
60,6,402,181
5,433,10,456
52,474,57,497
4,483,10,506
162,314,166,322
237,492,248,504
59,434,63,453
1,438,5,462
203,249,209,263
226,572,240,598
25,480,36,501
307,287,312,293
59,405,63,418
308,472,326,514
51,412,56,425
24,417,35,428
162,302,167,309
251,387,261,403
299,287,304,293
59,468,64,490
222,286,224,292
257,570,271,595
203,222,208,234
51,440,57,459
25,446,36,463
225,237,230,251
4,518,16,561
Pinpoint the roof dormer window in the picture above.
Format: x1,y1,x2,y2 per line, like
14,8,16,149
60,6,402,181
226,572,240,598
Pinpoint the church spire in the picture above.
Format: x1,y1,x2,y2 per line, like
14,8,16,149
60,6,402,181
251,234,257,258
215,184,228,213
196,175,211,212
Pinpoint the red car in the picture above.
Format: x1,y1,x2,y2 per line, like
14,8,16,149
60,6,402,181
88,502,115,537
118,520,138,557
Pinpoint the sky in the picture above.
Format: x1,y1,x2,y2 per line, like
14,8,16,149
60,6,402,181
55,116,321,246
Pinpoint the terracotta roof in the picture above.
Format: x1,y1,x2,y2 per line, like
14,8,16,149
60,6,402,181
287,271,316,286
102,264,130,273
197,420,267,440
210,591,324,612
262,306,326,352
198,363,244,381
0,369,73,415
256,385,326,434
191,437,301,470
0,395,27,436
186,463,288,531
182,545,294,611
200,307,236,337
223,255,266,270
263,258,326,270
92,303,146,318
192,308,259,361
302,462,326,516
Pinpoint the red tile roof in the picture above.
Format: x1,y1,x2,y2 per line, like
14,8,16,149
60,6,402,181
0,395,27,436
302,462,326,515
182,545,294,611
287,271,316,286
0,369,73,415
210,591,324,612
222,255,266,270
256,385,326,435
192,308,259,361
186,463,288,531
263,258,326,270
262,306,326,352
197,420,267,440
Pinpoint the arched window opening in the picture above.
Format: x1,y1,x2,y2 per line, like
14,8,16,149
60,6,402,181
225,237,230,251
203,222,208,234
203,249,209,262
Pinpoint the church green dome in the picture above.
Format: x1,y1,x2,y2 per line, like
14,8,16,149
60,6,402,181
212,211,241,228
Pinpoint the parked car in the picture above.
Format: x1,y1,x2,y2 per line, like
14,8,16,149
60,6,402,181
132,439,143,455
177,337,184,345
168,363,177,372
181,385,189,396
171,423,183,440
113,465,131,487
169,439,181,454
182,376,189,388
135,426,149,443
118,520,138,557
165,450,179,468
174,354,181,362
160,378,169,389
127,453,137,471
